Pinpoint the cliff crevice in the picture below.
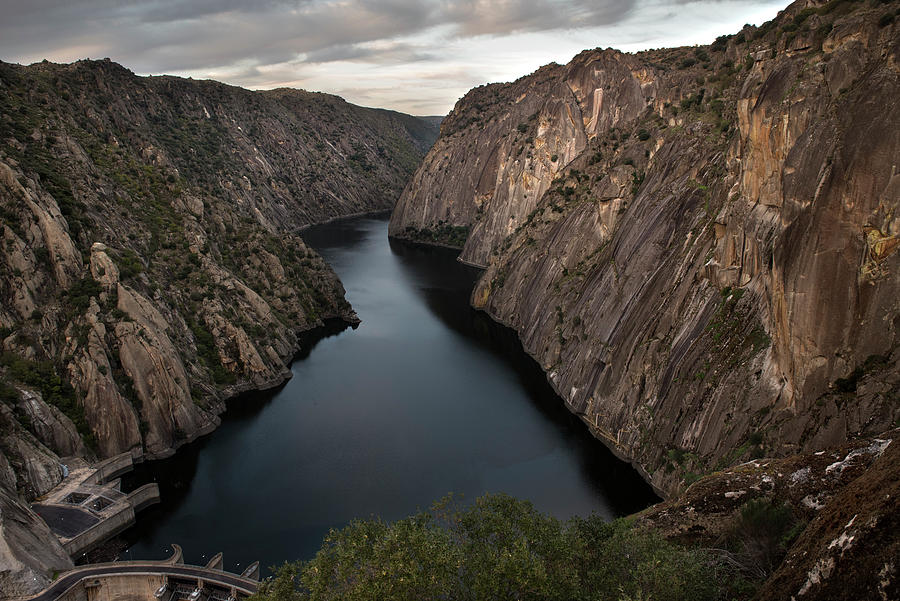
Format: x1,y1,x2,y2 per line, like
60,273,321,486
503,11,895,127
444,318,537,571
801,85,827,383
391,0,900,497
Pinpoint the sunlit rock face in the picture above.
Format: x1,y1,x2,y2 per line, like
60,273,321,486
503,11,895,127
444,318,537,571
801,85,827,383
392,0,900,496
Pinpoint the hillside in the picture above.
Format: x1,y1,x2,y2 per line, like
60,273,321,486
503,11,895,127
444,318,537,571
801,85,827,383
391,0,900,498
0,59,437,595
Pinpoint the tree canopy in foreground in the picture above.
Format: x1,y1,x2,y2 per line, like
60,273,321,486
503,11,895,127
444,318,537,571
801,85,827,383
251,494,754,601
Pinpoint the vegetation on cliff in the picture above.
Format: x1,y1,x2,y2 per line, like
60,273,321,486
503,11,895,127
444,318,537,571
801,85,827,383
254,433,896,601
400,222,470,248
391,0,900,497
0,58,438,467
0,56,438,594
387,1,899,595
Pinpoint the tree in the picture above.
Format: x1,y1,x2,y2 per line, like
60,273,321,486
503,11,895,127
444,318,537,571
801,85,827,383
252,494,723,601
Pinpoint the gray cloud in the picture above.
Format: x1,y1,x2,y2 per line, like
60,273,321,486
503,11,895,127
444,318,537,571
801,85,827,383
0,0,785,113
0,1,637,72
441,0,635,36
304,41,435,65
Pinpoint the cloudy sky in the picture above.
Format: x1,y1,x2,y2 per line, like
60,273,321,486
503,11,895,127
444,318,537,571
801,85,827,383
0,0,787,115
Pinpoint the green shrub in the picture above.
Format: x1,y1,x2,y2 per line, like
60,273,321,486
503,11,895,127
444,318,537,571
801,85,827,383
0,379,19,405
723,498,805,580
186,317,235,386
115,249,144,280
65,277,103,311
401,223,470,248
0,352,94,448
34,247,51,268
253,494,723,601
711,35,730,51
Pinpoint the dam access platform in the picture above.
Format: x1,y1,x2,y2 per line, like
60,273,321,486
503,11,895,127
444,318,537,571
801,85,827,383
30,451,160,559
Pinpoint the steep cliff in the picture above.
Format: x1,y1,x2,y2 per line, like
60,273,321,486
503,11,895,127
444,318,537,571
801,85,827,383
391,0,900,497
0,58,436,593
0,58,437,462
0,484,73,598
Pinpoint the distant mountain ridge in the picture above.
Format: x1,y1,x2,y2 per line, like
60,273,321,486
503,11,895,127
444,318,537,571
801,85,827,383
0,58,437,595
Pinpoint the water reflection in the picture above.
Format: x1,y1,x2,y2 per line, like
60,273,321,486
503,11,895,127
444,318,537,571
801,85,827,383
120,215,658,574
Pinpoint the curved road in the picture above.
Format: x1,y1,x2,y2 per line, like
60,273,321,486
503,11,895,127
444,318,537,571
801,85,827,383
24,563,259,601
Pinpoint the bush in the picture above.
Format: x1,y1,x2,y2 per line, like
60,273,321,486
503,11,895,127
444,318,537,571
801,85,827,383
253,494,723,601
65,277,103,312
711,35,729,52
0,352,94,448
34,246,51,267
722,498,804,580
0,379,19,405
115,249,144,280
401,223,470,248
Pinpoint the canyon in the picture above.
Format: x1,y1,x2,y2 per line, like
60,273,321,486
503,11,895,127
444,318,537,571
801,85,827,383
390,0,899,596
1,0,898,597
0,59,437,595
392,0,899,496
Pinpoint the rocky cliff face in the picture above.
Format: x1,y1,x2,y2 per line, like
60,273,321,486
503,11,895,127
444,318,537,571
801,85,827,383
0,58,436,594
636,431,898,600
0,484,73,598
391,0,900,497
0,58,436,463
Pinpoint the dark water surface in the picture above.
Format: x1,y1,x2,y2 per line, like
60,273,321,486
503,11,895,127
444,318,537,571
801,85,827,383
121,215,658,573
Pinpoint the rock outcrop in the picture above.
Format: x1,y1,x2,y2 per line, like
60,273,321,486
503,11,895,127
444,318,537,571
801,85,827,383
391,0,900,497
0,484,73,598
635,431,897,600
0,58,437,463
756,435,898,601
0,401,65,500
0,58,437,595
0,401,73,597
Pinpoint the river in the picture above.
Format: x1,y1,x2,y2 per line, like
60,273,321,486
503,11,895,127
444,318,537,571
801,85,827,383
120,214,658,574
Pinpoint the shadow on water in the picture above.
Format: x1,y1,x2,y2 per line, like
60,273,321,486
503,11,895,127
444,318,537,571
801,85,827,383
388,238,659,515
299,212,386,254
119,318,353,546
218,318,353,421
119,215,660,572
